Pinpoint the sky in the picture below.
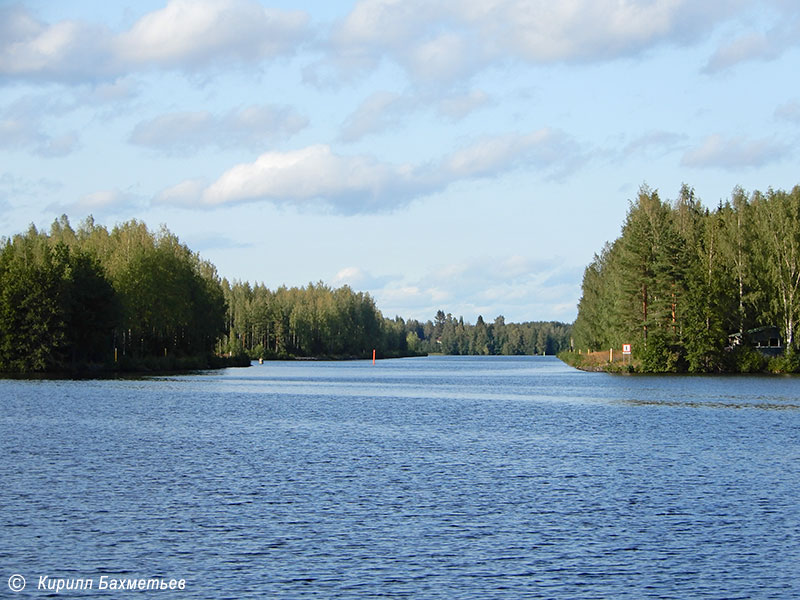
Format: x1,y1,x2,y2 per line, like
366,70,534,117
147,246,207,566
1,0,799,324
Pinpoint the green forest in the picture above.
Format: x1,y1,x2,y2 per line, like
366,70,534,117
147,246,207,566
218,288,571,359
569,184,800,373
0,216,570,373
403,312,570,357
0,217,229,373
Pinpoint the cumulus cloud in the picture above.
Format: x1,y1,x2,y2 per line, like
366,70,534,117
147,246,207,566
116,0,309,69
332,266,392,289
156,128,584,214
130,104,308,152
3,0,796,90
0,0,310,82
681,134,790,169
198,144,421,213
323,0,746,85
154,179,208,207
0,5,116,81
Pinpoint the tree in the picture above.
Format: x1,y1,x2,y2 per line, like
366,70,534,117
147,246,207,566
753,187,800,351
616,185,683,362
0,229,118,372
572,183,800,372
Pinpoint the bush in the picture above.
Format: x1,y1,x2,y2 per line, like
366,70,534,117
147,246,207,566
726,345,768,373
638,333,685,373
767,351,800,374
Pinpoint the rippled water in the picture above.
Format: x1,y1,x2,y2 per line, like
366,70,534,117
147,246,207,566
1,356,799,598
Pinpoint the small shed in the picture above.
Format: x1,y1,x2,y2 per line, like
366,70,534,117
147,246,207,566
728,326,783,356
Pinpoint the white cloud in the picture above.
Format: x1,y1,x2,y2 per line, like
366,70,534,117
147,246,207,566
338,91,408,142
199,144,420,213
3,0,796,90
436,89,490,119
116,0,309,69
183,233,252,251
444,129,582,179
84,78,139,104
131,111,211,147
325,0,749,85
681,134,790,169
0,117,35,148
332,266,392,289
339,89,490,142
37,132,79,158
621,131,687,159
0,173,62,205
0,6,116,81
405,31,477,82
369,255,581,322
129,104,308,152
154,179,208,206
487,1,737,61
703,8,800,73
704,31,784,73
377,284,453,315
333,266,366,285
75,190,126,210
157,129,584,214
0,0,310,82
0,95,80,157
46,188,143,219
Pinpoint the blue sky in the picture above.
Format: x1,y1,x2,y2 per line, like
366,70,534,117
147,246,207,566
1,0,798,324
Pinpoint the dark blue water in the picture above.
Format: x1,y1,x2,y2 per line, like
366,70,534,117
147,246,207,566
1,356,799,598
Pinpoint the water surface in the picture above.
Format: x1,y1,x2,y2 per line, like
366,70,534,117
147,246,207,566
2,356,798,598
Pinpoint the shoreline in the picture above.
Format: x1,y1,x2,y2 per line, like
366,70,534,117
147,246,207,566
558,350,800,375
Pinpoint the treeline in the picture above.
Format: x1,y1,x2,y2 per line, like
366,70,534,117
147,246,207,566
404,311,571,356
220,281,411,359
218,284,571,359
0,216,228,372
572,184,800,372
1,214,571,372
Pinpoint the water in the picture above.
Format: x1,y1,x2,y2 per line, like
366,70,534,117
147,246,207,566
1,356,798,599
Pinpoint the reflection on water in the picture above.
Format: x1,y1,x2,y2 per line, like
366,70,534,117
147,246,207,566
1,356,799,599
622,398,800,410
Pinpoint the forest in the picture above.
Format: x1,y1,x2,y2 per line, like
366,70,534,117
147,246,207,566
0,216,230,373
218,287,571,359
0,216,570,373
403,312,570,356
220,280,410,360
569,184,800,373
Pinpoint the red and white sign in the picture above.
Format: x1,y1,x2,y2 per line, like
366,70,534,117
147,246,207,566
622,344,632,355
